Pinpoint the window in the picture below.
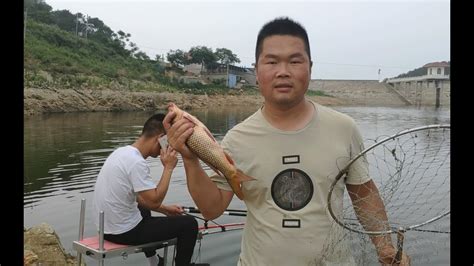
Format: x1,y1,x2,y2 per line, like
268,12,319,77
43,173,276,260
430,69,432,75
437,68,441,74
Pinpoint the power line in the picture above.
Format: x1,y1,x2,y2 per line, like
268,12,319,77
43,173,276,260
314,61,412,69
232,54,414,69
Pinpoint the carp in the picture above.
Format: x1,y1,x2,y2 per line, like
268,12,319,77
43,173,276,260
167,103,254,200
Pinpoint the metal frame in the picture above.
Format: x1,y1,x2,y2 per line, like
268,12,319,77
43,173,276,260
73,199,177,265
327,124,450,235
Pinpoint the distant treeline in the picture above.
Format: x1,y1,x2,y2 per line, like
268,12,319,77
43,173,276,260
394,61,450,79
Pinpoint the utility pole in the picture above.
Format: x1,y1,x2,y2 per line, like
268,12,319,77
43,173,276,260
75,13,79,36
85,15,88,39
226,62,229,88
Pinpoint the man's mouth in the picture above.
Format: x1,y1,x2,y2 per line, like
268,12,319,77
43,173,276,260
274,83,293,91
274,83,293,88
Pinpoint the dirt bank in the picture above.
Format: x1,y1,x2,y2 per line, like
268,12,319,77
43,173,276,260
24,87,347,116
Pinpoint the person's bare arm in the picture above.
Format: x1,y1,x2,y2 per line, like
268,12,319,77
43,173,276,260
137,146,177,211
163,111,233,220
347,180,410,265
182,156,234,219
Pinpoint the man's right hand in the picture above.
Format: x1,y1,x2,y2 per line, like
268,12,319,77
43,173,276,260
163,111,197,160
160,145,178,170
378,245,410,265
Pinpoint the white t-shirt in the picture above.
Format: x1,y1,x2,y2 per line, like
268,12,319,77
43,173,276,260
211,101,370,265
92,145,156,234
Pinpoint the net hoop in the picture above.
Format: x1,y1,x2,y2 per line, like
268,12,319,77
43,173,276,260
327,124,450,235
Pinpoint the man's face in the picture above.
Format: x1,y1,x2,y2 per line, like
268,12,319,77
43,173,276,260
256,35,311,107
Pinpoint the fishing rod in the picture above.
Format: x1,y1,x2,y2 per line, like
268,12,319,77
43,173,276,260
184,206,247,217
198,223,245,231
183,207,246,236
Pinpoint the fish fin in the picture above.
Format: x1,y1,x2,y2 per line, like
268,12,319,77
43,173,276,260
235,169,256,182
183,112,200,124
229,169,256,200
207,162,224,178
183,113,217,143
202,126,217,143
223,151,235,165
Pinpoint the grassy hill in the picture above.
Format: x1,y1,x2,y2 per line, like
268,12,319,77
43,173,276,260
24,18,189,92
23,19,267,96
24,21,157,78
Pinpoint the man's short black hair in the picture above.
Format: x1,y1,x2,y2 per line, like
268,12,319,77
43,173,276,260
141,113,166,138
255,17,312,64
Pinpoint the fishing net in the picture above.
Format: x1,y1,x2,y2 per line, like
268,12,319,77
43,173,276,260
323,124,450,265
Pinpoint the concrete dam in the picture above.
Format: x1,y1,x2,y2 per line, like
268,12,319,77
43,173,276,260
308,79,450,107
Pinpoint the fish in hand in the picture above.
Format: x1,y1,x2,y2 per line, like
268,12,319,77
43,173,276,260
167,103,255,200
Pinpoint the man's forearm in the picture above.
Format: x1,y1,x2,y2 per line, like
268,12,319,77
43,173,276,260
348,182,394,251
183,157,227,220
152,167,173,207
353,197,393,249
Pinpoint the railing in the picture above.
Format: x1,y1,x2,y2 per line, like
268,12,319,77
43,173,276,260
386,74,450,83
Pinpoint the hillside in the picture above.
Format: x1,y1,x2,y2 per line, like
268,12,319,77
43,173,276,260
23,0,261,95
24,18,183,93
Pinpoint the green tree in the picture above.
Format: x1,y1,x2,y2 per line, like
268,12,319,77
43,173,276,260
134,51,150,61
395,67,427,78
86,17,115,44
215,48,240,65
50,10,76,32
25,0,54,24
167,49,187,67
188,46,217,67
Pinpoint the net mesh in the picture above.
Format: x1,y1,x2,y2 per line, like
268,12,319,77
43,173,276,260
323,125,450,265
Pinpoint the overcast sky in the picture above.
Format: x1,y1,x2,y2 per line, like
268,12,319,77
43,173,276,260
45,0,450,80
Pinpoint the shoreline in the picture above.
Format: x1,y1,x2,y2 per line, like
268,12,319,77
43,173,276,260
23,87,409,117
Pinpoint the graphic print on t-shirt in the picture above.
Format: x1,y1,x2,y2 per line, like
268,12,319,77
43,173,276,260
271,167,314,212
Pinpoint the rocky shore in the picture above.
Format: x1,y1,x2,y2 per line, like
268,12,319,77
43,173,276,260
24,223,81,266
24,87,348,116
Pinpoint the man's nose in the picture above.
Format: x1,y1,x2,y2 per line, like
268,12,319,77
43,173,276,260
275,62,291,78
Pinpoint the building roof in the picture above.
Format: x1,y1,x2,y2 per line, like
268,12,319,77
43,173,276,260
423,61,450,68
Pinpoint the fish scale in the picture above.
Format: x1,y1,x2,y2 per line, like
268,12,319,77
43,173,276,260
187,132,233,178
168,103,255,200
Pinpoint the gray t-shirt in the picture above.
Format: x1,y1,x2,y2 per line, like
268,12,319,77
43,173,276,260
211,100,370,265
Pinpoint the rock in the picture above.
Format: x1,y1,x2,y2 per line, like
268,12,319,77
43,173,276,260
24,223,82,266
24,249,39,265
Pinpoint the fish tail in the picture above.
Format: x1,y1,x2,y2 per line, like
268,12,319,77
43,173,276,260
229,169,256,200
